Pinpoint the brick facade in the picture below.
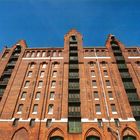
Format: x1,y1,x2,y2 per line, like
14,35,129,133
0,29,140,140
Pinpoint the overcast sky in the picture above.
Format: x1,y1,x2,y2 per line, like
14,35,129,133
0,0,140,51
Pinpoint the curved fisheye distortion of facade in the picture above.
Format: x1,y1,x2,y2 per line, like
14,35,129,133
0,29,140,140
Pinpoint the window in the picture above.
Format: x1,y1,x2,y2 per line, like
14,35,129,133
32,104,38,114
27,71,32,77
31,52,35,57
108,91,113,99
91,70,95,77
40,71,45,77
42,51,46,57
136,61,140,67
52,71,57,77
38,81,43,88
36,51,40,57
54,62,58,68
101,61,107,67
30,63,35,68
26,52,30,57
86,136,100,140
93,91,99,99
53,51,57,57
48,104,54,114
13,118,19,127
42,63,47,68
50,136,64,140
92,80,97,87
51,81,56,88
35,92,40,100
114,119,120,127
50,92,55,100
95,104,101,114
58,51,62,57
21,92,26,100
24,81,30,88
111,104,117,113
89,61,95,67
46,119,52,127
98,119,103,127
106,80,111,87
17,104,23,113
29,119,35,127
123,135,136,140
68,119,81,133
104,70,108,76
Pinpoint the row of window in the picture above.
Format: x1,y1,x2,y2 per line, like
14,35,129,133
29,62,59,69
21,91,55,101
24,80,56,88
25,50,62,58
89,61,107,67
95,104,117,114
93,91,113,99
13,118,52,127
92,80,111,87
17,104,54,115
27,70,57,78
85,49,107,56
91,70,108,77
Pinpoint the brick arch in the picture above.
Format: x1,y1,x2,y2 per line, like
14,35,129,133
84,127,103,140
121,127,139,139
46,126,65,140
11,127,29,140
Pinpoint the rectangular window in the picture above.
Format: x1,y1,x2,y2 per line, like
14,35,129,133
51,81,56,88
40,71,45,78
91,70,95,77
108,91,113,99
52,71,57,77
106,80,111,87
17,104,23,114
46,119,52,127
104,70,108,76
111,104,117,113
53,51,57,57
95,104,101,114
42,63,47,68
24,81,30,88
13,118,19,127
48,104,54,114
114,119,120,127
38,81,43,88
42,51,46,57
50,92,55,100
98,119,103,127
32,104,38,114
29,119,35,127
68,119,82,133
31,52,35,57
30,63,35,68
27,71,32,77
92,80,97,87
35,92,40,100
37,52,40,57
93,91,99,99
21,92,26,100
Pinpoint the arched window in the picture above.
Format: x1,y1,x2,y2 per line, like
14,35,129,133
123,135,136,140
86,136,100,140
50,136,64,140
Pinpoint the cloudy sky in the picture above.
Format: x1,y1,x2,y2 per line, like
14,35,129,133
0,0,140,51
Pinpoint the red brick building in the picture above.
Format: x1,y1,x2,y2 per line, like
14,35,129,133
0,29,140,140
